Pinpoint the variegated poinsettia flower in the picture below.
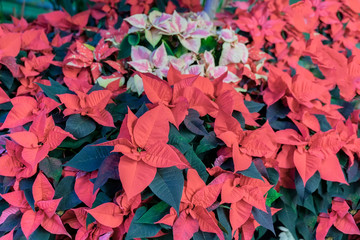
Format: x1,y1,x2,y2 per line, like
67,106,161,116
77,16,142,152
219,28,249,66
127,74,144,96
204,50,240,83
128,42,169,78
168,52,204,76
182,11,215,35
150,11,214,53
125,13,164,48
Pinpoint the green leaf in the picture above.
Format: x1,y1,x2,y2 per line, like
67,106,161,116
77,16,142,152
155,0,166,12
125,207,161,240
174,44,188,58
252,206,275,234
289,0,302,5
149,167,184,214
266,188,282,207
217,208,232,240
193,231,218,240
19,178,35,211
118,35,132,59
163,41,174,56
314,114,332,132
232,111,245,129
244,100,265,113
29,226,50,240
0,68,14,89
184,150,208,182
238,162,264,181
196,132,219,156
277,204,297,238
295,171,320,203
64,139,113,172
128,33,140,46
184,109,208,136
280,187,298,210
36,78,72,103
266,168,279,185
54,176,82,211
296,211,316,240
0,211,21,232
168,126,192,153
93,153,120,193
168,125,208,181
39,157,62,183
65,114,97,139
199,36,217,53
137,201,170,224
58,132,94,149
301,194,316,214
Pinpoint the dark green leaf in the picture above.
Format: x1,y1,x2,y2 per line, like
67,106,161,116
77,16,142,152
327,181,351,199
65,114,96,139
128,33,140,46
266,101,296,130
277,204,297,238
300,194,316,214
64,139,113,172
29,226,50,240
184,109,208,136
137,201,170,224
295,171,320,203
36,78,72,103
314,114,332,132
347,157,360,183
125,207,161,240
184,150,208,182
266,168,279,185
196,131,219,155
19,178,35,211
232,111,245,129
58,132,94,149
169,124,191,154
135,102,149,118
280,187,298,210
54,176,82,211
149,167,184,214
118,35,131,59
93,153,120,193
290,0,302,5
39,157,62,184
155,0,166,12
217,208,232,240
100,178,122,197
0,68,14,89
106,103,128,122
253,158,269,179
0,211,21,231
244,100,265,113
238,162,264,181
193,231,217,240
168,125,208,181
252,206,275,234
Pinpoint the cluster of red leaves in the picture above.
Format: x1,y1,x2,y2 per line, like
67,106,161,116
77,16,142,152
0,0,359,240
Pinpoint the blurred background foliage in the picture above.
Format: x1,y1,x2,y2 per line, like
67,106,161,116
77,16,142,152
0,0,90,22
0,0,237,22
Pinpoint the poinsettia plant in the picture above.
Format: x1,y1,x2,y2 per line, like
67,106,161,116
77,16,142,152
0,0,360,239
